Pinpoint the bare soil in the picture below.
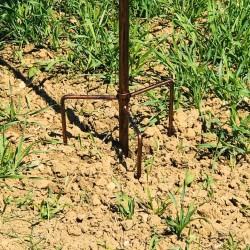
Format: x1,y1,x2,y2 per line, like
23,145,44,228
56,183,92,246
0,45,249,250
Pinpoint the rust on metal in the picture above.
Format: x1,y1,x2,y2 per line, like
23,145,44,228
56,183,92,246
60,0,175,179
118,0,130,156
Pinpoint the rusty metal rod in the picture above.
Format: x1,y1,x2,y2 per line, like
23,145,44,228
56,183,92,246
61,95,117,101
60,0,175,178
119,0,130,156
130,79,174,97
123,107,143,179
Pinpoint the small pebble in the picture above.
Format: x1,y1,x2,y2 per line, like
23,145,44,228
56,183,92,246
141,213,148,223
92,194,101,206
107,182,116,191
18,81,26,89
124,240,130,248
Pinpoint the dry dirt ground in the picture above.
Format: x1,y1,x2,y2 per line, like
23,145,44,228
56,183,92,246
0,45,249,250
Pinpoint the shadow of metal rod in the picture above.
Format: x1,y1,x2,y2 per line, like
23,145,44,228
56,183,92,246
130,78,175,136
61,94,117,144
123,107,142,179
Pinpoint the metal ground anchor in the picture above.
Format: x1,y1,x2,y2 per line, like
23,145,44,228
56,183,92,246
61,79,174,179
60,0,175,179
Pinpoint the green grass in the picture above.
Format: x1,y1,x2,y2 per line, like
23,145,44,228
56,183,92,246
37,188,69,220
0,92,50,128
114,177,135,220
0,87,50,178
165,171,209,239
0,0,155,82
1,0,249,110
138,186,172,216
0,1,249,247
0,130,39,179
148,230,162,250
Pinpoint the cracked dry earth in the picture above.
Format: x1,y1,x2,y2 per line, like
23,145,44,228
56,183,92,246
0,45,249,250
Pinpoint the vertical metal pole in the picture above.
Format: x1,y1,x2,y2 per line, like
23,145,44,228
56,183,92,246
119,0,129,156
